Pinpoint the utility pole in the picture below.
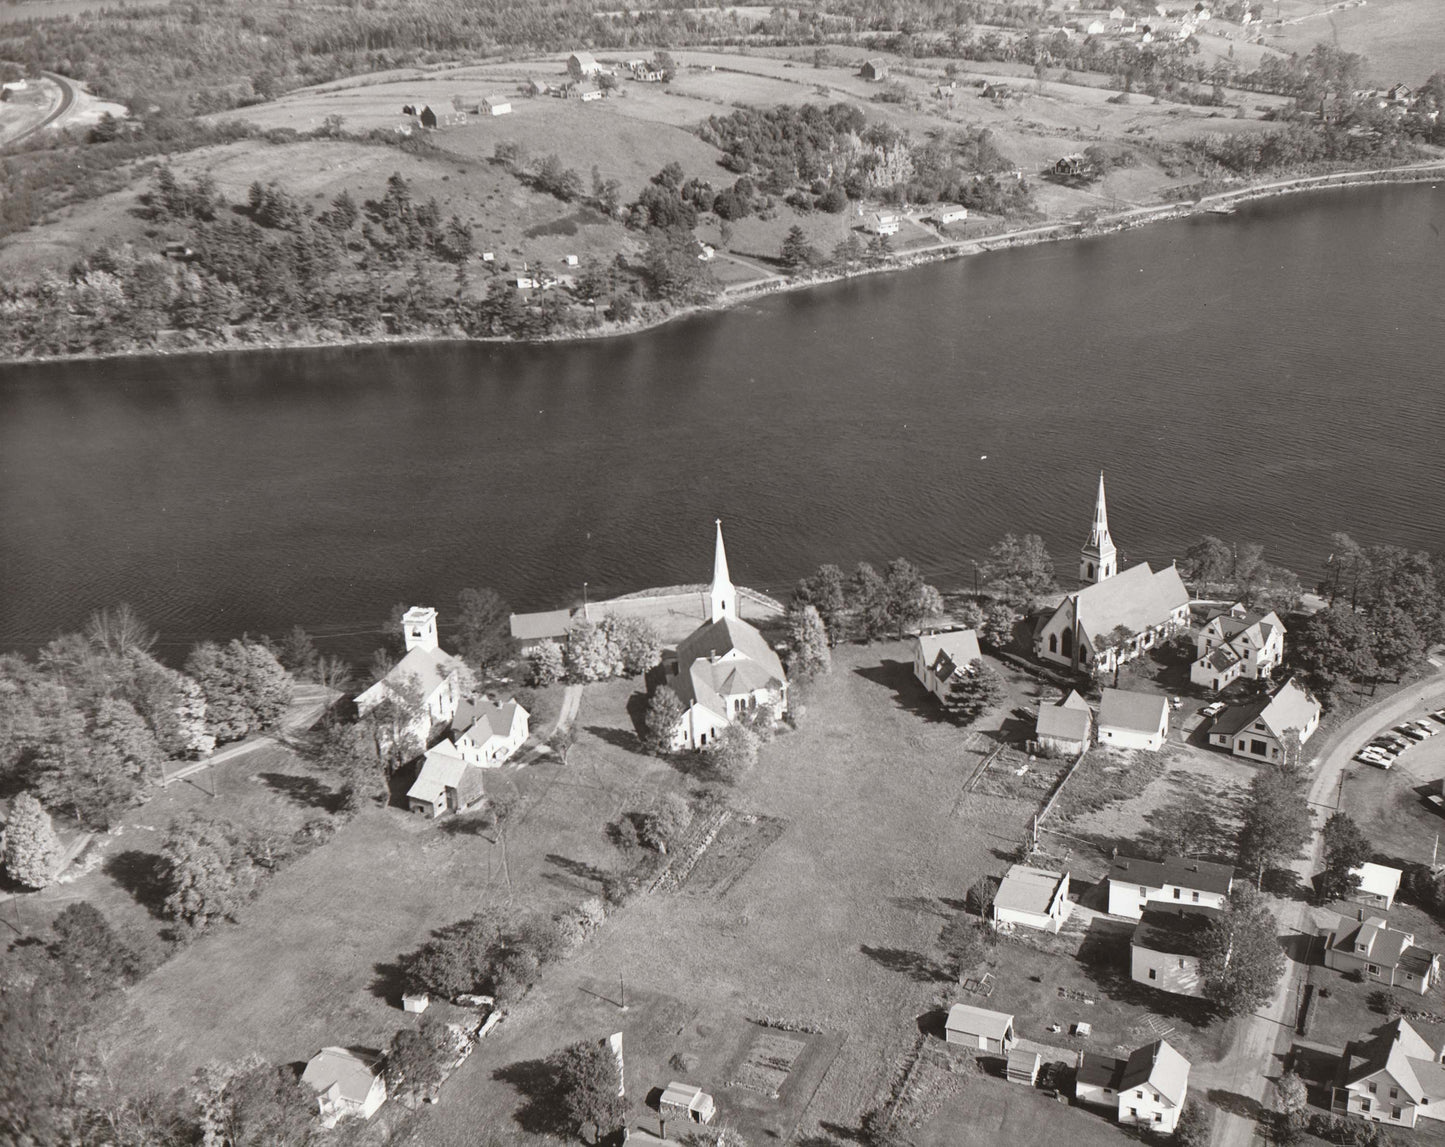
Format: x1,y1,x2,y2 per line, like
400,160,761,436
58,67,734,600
619,974,627,1012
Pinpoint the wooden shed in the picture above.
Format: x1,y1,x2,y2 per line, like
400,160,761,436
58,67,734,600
945,1004,1015,1053
1007,1048,1041,1085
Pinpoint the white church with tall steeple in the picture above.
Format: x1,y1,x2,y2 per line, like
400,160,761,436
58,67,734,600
659,520,788,750
1035,472,1190,676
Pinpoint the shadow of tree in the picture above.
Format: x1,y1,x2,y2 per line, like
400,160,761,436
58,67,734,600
625,692,651,738
437,812,494,838
859,944,950,983
256,772,347,814
1206,1088,1266,1121
1263,866,1308,900
890,895,953,918
369,959,408,1006
103,849,170,918
493,1055,572,1137
852,660,953,723
546,853,610,892
1075,920,1216,1027
915,1007,949,1040
816,1122,865,1144
585,724,644,753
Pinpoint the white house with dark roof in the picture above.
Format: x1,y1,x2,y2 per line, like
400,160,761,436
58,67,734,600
451,697,529,766
993,865,1072,933
1324,915,1441,995
355,606,466,743
1131,904,1224,997
1106,855,1235,920
1077,1040,1191,1133
1190,603,1286,692
660,522,787,750
1035,690,1093,754
302,1047,386,1127
913,629,982,703
1097,688,1169,751
1207,677,1321,764
1035,474,1191,675
1333,1018,1445,1127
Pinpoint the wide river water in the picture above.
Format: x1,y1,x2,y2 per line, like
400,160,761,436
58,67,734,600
2,182,1442,658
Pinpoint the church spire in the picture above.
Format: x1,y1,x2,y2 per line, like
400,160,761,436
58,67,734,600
710,518,737,623
1079,471,1118,584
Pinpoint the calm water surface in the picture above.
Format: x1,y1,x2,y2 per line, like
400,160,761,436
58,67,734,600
2,182,1442,656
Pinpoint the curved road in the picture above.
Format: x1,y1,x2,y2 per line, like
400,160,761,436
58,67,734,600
4,70,76,148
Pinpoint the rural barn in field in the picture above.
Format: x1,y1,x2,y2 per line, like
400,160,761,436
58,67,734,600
944,1004,1015,1053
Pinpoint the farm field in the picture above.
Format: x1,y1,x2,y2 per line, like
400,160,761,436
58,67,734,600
1264,0,1445,87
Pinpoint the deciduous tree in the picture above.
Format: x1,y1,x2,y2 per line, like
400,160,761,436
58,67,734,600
551,1039,628,1144
48,902,139,990
643,687,685,755
529,639,566,686
979,533,1056,609
1200,886,1284,1016
1238,769,1312,888
793,564,848,643
705,723,759,784
184,640,292,743
1318,811,1371,903
456,587,513,674
637,792,692,854
385,1015,453,1099
849,562,891,642
785,603,831,680
160,817,259,931
947,659,1006,726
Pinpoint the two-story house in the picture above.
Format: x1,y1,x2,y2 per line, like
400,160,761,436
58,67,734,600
1106,855,1235,920
451,697,530,767
1333,1018,1445,1129
1207,677,1322,765
913,629,982,704
1131,904,1224,997
1076,1040,1191,1133
1324,915,1441,995
1189,604,1286,692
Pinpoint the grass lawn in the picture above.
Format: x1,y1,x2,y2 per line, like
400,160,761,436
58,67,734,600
913,1073,1145,1147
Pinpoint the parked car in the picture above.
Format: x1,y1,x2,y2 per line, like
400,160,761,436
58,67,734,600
1431,709,1445,725
1374,735,1409,751
1201,701,1227,718
1429,793,1445,815
1410,720,1438,737
1360,750,1394,769
1395,725,1428,742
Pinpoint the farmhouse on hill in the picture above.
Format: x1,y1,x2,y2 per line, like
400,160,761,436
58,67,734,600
567,51,603,79
1077,1040,1191,1133
658,521,788,750
992,865,1072,933
1034,473,1190,675
1207,677,1322,764
1106,855,1234,920
1097,688,1169,752
860,58,889,81
301,1047,386,1127
913,629,982,704
355,606,466,744
1035,690,1092,755
480,94,512,116
1333,1018,1445,1128
1190,603,1286,692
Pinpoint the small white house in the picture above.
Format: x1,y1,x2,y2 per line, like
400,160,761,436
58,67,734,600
869,212,901,236
1035,690,1092,755
944,1004,1015,1053
913,629,982,704
936,205,969,225
993,866,1072,933
481,94,513,116
302,1047,386,1127
1077,1040,1190,1133
1097,688,1169,751
1351,863,1403,911
1208,677,1321,764
1106,855,1235,920
451,698,530,767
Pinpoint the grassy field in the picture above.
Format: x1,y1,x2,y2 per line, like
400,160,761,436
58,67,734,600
1265,0,1445,87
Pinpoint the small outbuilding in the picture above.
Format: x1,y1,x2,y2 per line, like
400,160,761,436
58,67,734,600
1007,1048,1042,1086
1097,688,1169,752
1351,862,1403,910
402,991,430,1014
418,105,438,129
993,866,1072,933
659,1081,716,1124
860,58,890,81
1035,690,1093,755
481,94,513,116
406,743,486,817
944,1004,1015,1053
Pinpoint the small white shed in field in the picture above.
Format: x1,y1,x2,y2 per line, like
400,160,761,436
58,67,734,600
945,1004,1015,1053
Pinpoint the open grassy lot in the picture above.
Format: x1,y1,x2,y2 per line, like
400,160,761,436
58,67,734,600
914,1074,1138,1147
1265,0,1445,86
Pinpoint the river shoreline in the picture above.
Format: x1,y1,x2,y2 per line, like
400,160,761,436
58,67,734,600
3,158,1441,370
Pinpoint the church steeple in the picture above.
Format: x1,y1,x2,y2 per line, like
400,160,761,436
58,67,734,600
710,519,737,623
1079,471,1118,584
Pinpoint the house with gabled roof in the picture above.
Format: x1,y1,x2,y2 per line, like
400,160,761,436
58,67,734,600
1352,863,1403,911
945,1004,1015,1053
451,697,529,767
993,865,1072,933
1324,915,1441,995
567,51,603,79
302,1047,386,1127
405,742,486,818
913,629,982,703
1190,603,1285,692
1207,677,1321,764
1097,688,1169,751
659,522,787,750
510,607,574,652
860,58,890,81
1131,904,1224,997
1035,690,1092,754
1035,474,1191,676
355,606,467,744
1077,1040,1191,1133
1106,854,1234,920
1333,1018,1445,1127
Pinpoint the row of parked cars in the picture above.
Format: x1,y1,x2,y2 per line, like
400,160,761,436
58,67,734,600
1356,709,1445,769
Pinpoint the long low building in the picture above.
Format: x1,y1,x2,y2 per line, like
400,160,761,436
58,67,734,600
1106,855,1235,920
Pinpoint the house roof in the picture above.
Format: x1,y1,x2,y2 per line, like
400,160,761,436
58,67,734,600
995,866,1068,916
945,1004,1014,1040
1353,862,1403,900
407,743,476,806
569,51,599,69
1401,946,1439,978
1119,1040,1190,1107
454,698,526,745
1256,678,1320,740
1108,855,1235,895
1097,688,1168,735
1336,1019,1443,1104
1036,692,1092,742
302,1047,382,1104
917,630,981,672
510,609,573,641
1007,1048,1042,1073
672,616,786,713
1133,905,1224,957
1068,562,1190,642
369,645,463,703
660,1082,713,1114
1330,916,1413,968
1078,1052,1125,1089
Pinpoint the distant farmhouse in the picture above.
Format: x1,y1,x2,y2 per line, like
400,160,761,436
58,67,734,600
1106,855,1235,920
913,629,982,704
868,211,901,236
860,58,890,81
480,94,512,116
1207,677,1322,764
1034,473,1190,676
567,51,604,81
1191,603,1285,692
659,522,788,750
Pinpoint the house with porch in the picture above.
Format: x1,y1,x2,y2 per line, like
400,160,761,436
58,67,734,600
1333,1018,1445,1128
1207,677,1322,764
913,629,982,704
1323,915,1441,995
1076,1040,1191,1133
1190,603,1286,692
659,522,788,750
355,606,466,745
1131,904,1224,997
1034,474,1191,676
1106,855,1235,920
1097,688,1169,751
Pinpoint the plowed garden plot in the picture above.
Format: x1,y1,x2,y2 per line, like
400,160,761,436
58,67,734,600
680,813,788,899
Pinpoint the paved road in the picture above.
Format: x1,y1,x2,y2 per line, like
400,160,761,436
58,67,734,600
4,71,75,148
1205,665,1445,1147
